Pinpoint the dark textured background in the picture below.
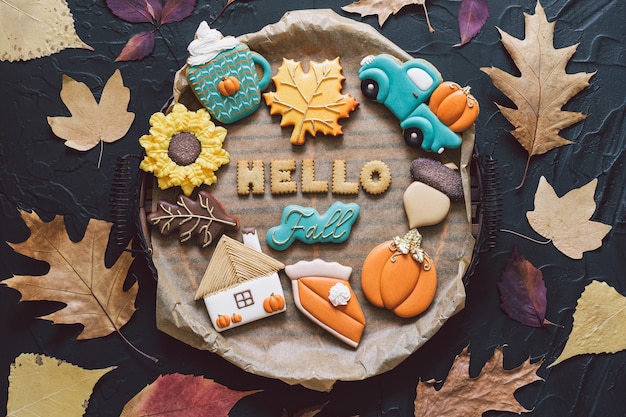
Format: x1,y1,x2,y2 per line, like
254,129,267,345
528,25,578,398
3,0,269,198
1,0,625,416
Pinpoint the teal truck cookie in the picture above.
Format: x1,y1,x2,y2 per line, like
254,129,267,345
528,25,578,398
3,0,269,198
358,54,462,154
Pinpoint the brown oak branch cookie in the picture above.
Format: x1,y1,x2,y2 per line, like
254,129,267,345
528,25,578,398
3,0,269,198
147,190,239,248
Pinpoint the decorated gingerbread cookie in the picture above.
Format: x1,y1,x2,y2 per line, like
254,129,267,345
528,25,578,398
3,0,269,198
285,259,366,348
194,229,286,332
358,54,474,153
361,229,437,318
266,202,360,250
147,191,239,248
404,158,463,228
139,103,229,196
186,21,272,124
263,57,359,145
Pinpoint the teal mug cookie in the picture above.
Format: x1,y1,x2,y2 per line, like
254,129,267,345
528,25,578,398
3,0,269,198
186,22,271,124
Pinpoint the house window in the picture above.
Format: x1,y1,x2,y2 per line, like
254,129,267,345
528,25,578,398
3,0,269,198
233,289,254,309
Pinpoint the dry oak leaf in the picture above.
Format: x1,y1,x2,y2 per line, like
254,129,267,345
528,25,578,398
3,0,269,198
263,58,359,145
120,374,261,417
3,210,137,340
415,346,543,416
481,2,594,188
47,69,135,167
342,0,434,32
526,176,612,259
0,0,93,62
7,353,115,417
550,280,626,368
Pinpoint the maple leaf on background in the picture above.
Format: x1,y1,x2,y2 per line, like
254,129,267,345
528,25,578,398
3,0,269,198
0,0,93,62
7,353,115,417
497,246,552,327
480,2,594,188
47,69,135,168
550,280,626,368
526,176,612,259
106,0,197,62
455,0,489,47
3,211,137,340
120,374,261,417
342,0,434,33
263,58,359,145
147,190,239,248
414,346,543,416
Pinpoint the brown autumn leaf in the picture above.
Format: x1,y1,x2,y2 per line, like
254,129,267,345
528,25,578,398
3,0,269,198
481,2,594,188
0,0,93,62
47,69,135,167
3,210,137,340
263,58,359,145
550,280,626,368
342,0,434,32
526,176,612,259
414,346,543,416
120,374,261,417
7,353,115,417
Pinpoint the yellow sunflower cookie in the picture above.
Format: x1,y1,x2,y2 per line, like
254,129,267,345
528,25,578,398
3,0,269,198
139,103,230,196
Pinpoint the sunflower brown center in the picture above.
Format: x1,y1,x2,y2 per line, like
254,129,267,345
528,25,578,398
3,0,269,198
168,132,202,166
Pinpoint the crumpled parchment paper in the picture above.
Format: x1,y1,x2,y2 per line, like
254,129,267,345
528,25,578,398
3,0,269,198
151,9,474,391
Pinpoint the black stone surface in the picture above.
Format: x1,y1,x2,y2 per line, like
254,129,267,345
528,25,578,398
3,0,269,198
1,1,625,416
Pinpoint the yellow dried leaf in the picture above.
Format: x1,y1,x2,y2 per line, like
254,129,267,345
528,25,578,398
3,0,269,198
263,58,359,145
415,346,542,416
47,69,135,165
480,2,593,188
526,176,612,259
0,0,93,62
550,281,626,367
7,353,115,417
342,0,432,31
3,211,137,340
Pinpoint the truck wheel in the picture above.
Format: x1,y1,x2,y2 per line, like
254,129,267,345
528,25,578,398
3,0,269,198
361,79,379,100
404,128,424,149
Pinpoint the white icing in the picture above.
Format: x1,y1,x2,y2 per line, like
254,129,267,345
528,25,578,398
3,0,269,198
285,259,352,281
407,67,434,91
328,282,351,307
187,21,240,66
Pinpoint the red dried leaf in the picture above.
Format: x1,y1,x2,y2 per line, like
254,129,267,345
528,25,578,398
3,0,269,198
455,0,489,47
497,246,549,327
115,31,156,62
120,374,261,417
106,0,162,23
160,0,197,24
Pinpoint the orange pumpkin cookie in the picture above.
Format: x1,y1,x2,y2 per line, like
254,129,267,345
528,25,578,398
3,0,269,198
361,229,437,318
285,259,366,348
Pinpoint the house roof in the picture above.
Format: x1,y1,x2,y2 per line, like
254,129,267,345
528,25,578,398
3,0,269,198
194,234,285,300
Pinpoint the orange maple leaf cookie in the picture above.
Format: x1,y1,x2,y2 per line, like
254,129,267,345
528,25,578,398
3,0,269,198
263,58,359,145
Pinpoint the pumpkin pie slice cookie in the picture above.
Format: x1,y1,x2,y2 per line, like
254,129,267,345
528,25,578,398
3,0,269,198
285,259,366,348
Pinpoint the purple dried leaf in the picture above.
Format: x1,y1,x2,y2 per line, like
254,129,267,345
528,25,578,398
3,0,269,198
146,0,163,22
497,246,548,327
160,0,197,24
106,0,158,23
455,0,489,47
115,31,156,62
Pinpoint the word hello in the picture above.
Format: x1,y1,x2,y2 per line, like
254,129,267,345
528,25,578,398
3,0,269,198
237,159,391,195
